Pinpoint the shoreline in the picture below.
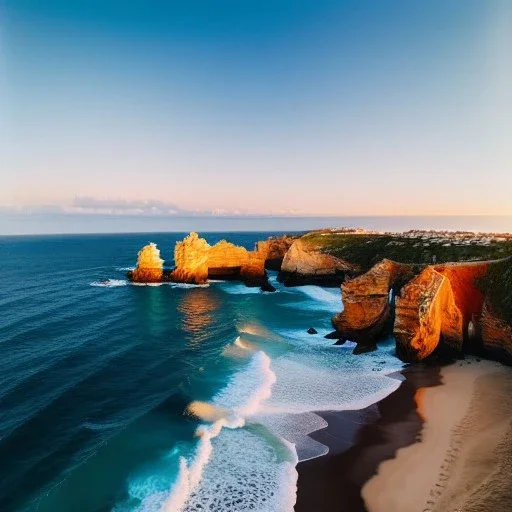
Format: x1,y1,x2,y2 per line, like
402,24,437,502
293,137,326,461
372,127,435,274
362,358,512,512
295,358,512,512
294,363,442,511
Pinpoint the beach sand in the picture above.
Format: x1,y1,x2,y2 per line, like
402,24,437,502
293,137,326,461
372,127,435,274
362,358,512,512
295,358,512,512
295,364,442,511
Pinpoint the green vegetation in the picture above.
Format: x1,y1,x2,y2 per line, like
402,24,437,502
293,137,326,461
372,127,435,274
302,232,512,271
478,258,512,323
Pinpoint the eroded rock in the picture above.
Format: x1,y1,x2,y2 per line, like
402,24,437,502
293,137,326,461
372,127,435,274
332,259,414,344
128,242,165,283
278,239,359,286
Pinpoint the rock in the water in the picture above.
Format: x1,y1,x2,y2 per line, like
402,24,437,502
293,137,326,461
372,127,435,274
307,327,318,335
260,281,276,293
325,330,342,339
332,259,414,344
171,232,210,284
170,232,272,289
352,343,377,355
128,242,164,283
334,338,347,345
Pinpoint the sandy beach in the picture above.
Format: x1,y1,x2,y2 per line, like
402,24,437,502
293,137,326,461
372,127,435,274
295,364,442,511
362,358,512,512
295,358,512,512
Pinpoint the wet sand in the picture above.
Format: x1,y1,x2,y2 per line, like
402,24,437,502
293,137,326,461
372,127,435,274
363,359,512,512
295,358,512,512
295,364,442,511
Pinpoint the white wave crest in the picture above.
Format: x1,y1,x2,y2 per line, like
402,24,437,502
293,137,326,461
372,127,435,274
90,279,127,287
164,351,276,511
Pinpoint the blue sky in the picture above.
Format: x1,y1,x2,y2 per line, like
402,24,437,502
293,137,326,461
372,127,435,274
1,0,511,231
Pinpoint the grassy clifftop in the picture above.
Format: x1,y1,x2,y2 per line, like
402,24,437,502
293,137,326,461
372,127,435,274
478,257,512,322
300,230,512,271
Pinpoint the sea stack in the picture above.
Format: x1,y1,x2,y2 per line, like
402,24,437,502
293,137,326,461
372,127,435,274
127,242,164,283
170,232,272,290
171,232,210,284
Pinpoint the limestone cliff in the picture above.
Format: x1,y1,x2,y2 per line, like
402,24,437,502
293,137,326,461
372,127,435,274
479,301,512,363
171,232,210,284
206,240,266,284
332,259,414,344
279,239,359,286
477,258,512,363
128,243,165,283
394,263,489,363
255,236,295,270
171,232,270,289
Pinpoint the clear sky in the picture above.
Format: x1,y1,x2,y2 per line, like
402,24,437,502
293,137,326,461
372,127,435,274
1,0,511,225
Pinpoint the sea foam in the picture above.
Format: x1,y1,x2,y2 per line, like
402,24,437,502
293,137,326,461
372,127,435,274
163,349,278,511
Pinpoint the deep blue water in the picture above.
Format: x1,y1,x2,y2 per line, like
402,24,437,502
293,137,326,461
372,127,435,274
0,232,404,512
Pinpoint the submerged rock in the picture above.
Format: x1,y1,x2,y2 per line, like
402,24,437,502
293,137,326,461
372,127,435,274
307,327,318,335
352,343,377,355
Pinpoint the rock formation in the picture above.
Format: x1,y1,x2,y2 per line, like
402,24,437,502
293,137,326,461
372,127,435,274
476,258,512,363
128,242,165,283
479,301,512,363
332,259,414,344
171,232,210,284
394,263,489,363
278,239,359,286
206,240,266,285
255,236,295,270
171,232,271,289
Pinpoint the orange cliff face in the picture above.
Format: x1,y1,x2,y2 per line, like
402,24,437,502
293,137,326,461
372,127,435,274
394,263,489,363
255,236,295,271
279,239,359,286
171,232,210,284
128,243,165,283
332,259,414,344
171,232,269,288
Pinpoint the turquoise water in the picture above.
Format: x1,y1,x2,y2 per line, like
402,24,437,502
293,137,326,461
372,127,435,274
0,233,404,511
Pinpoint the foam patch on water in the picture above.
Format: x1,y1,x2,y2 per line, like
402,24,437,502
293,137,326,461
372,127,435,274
163,350,277,511
265,350,402,415
255,411,329,461
116,267,135,271
178,428,297,512
215,282,262,294
221,336,258,359
281,285,342,312
90,279,128,287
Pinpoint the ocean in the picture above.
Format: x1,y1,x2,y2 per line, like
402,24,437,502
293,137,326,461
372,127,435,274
0,232,405,512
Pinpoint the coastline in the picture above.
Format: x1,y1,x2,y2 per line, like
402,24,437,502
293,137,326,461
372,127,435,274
294,363,442,511
362,358,512,512
295,358,512,512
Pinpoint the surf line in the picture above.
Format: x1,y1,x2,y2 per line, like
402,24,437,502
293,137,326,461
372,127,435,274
164,348,276,511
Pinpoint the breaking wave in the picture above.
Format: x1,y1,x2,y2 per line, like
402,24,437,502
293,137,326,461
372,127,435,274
163,349,278,511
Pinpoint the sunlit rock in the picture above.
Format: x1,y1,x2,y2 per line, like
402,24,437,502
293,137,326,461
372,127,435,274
128,242,164,283
278,239,359,286
332,259,414,344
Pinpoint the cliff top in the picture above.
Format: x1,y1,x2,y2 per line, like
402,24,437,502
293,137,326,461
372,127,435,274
296,229,512,270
